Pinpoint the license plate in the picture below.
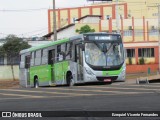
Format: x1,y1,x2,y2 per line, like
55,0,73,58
104,79,111,82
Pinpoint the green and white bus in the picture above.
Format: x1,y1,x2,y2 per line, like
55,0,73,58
19,33,126,88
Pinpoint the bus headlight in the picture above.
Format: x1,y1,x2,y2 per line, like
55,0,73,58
85,67,95,75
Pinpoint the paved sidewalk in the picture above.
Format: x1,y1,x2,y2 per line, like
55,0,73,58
0,80,19,89
125,73,160,84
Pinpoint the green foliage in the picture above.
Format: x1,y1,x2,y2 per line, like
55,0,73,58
2,35,31,56
0,35,31,81
76,25,95,34
139,57,145,65
0,46,5,56
128,57,132,65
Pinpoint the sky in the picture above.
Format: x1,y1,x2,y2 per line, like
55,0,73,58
0,0,91,38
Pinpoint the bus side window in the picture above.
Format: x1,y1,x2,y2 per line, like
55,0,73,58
57,45,61,61
48,49,55,64
25,55,30,68
57,45,64,61
35,50,41,66
42,49,48,64
61,44,66,60
31,52,35,66
20,54,25,68
65,43,72,60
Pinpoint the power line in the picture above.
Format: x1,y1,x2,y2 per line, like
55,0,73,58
18,28,48,35
0,27,48,39
0,8,48,12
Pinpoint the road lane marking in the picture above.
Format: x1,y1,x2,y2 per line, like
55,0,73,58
0,89,96,96
0,88,155,100
77,85,160,91
0,95,86,101
0,93,43,98
112,84,160,87
0,90,154,101
44,85,159,91
41,87,155,94
0,97,27,100
0,84,157,98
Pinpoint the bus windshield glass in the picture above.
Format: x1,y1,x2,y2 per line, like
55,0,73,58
85,42,124,67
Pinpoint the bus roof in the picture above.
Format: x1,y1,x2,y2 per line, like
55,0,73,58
20,38,69,54
20,33,121,54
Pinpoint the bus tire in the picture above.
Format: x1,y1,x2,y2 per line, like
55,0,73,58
66,72,74,86
34,78,39,88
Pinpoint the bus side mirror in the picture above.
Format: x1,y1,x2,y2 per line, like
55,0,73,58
79,44,85,51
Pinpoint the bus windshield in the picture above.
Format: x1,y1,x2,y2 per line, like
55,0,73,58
85,42,124,67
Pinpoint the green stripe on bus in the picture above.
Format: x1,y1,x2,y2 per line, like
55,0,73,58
54,61,69,81
30,65,52,84
28,38,69,52
102,67,122,76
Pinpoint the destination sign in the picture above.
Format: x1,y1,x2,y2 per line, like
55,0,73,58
85,35,121,41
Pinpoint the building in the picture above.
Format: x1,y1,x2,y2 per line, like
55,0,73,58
44,23,75,40
48,0,160,33
46,0,160,74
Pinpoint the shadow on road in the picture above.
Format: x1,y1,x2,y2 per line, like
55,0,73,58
149,79,160,83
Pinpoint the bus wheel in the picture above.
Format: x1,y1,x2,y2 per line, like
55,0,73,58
66,73,74,86
34,78,39,88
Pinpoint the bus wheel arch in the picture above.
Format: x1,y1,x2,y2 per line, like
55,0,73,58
34,75,39,88
66,71,74,86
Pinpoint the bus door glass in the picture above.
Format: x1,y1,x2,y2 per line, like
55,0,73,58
48,49,55,83
76,44,83,81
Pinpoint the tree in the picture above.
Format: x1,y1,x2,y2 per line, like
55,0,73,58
76,25,95,34
0,35,31,81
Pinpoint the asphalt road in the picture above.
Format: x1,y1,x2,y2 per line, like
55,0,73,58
0,82,160,120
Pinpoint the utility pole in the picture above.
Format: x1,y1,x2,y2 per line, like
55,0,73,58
53,0,57,41
116,0,120,33
158,5,160,73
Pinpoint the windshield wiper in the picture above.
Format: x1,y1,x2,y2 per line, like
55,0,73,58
106,43,113,54
92,42,113,54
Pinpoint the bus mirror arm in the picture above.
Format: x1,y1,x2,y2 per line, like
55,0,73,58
124,48,127,59
79,44,85,51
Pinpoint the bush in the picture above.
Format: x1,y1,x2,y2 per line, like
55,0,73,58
139,57,145,65
128,57,132,65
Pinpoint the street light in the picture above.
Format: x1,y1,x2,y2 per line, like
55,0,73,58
53,0,57,41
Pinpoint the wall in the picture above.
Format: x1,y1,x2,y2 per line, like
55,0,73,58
126,64,159,74
101,18,158,42
80,17,100,24
125,0,160,18
48,3,127,33
51,25,76,40
75,23,100,32
0,65,19,81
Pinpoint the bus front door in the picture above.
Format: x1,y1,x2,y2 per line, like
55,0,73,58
76,44,84,81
